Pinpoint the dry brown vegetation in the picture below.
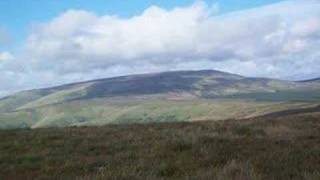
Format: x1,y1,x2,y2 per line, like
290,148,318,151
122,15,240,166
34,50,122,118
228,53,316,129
0,112,319,179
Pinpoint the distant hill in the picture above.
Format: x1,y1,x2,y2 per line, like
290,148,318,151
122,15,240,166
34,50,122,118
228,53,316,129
0,69,320,129
299,77,320,83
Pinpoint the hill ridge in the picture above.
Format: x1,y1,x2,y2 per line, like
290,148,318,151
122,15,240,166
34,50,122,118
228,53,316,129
0,69,320,129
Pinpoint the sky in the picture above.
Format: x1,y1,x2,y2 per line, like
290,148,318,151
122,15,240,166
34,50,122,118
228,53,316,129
0,0,320,96
0,0,283,50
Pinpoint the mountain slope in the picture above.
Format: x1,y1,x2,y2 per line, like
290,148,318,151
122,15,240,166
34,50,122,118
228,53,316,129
0,70,320,129
299,77,320,84
0,70,294,111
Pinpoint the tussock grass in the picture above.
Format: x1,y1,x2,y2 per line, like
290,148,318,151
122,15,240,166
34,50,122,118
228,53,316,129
0,112,319,179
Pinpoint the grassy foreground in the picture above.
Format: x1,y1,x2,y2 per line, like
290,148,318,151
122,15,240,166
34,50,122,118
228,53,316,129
0,112,319,179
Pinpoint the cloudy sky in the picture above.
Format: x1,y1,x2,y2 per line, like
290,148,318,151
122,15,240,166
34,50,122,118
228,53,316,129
0,0,320,96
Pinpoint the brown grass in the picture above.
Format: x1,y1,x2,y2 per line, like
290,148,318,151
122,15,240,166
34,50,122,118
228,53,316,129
0,112,319,179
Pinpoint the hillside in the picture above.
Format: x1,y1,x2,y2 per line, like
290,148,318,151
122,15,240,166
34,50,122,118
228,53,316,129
0,110,319,179
299,77,320,83
0,70,320,129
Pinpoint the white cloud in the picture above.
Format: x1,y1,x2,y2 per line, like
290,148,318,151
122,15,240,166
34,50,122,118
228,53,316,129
1,0,320,96
0,52,13,61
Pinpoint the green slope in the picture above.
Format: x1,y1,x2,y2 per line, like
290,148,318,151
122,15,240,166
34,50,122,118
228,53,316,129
0,70,319,129
0,89,56,113
0,98,317,129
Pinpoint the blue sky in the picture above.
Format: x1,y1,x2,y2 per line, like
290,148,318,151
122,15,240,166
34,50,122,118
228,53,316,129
0,0,284,50
0,0,320,96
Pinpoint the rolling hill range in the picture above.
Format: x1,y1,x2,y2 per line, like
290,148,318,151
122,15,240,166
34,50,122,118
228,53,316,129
0,70,320,129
